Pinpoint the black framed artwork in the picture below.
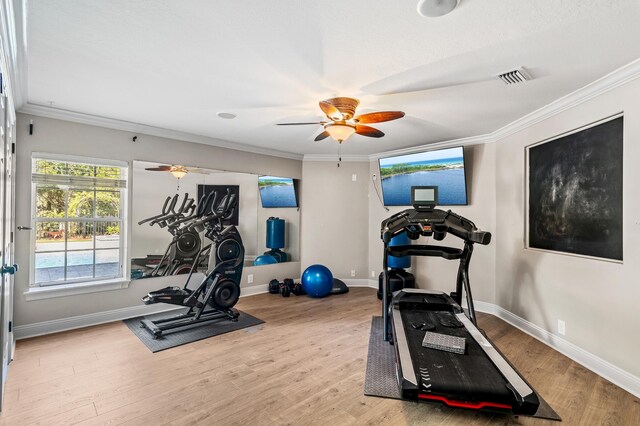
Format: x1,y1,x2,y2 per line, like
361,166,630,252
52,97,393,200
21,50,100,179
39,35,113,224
527,115,623,261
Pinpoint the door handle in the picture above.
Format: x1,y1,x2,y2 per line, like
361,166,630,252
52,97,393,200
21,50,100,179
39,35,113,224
17,226,32,231
1,264,18,275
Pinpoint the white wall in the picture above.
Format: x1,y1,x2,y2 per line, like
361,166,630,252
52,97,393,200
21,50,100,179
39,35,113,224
300,161,369,279
14,114,302,326
494,78,640,378
367,144,497,303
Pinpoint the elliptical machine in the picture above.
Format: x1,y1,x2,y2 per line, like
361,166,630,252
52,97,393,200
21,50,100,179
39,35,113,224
140,188,245,338
136,193,210,277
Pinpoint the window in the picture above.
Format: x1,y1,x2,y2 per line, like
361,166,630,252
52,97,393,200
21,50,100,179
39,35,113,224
31,154,128,286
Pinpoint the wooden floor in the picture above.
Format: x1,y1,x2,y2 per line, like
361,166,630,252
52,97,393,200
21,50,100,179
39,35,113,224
2,288,638,425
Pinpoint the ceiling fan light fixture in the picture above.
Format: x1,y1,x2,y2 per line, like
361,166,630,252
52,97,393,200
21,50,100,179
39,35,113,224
325,122,356,143
417,0,459,17
170,166,188,179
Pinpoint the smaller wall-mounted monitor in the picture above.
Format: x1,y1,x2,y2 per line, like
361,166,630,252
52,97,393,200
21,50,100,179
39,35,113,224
258,176,298,208
379,146,468,206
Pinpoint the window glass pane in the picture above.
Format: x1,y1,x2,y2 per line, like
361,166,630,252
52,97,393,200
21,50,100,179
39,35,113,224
32,157,127,286
96,166,120,179
36,186,66,218
35,222,66,252
96,191,120,218
67,250,94,280
67,222,94,251
95,221,120,249
34,252,65,284
68,163,94,177
68,190,94,217
35,159,67,176
95,249,120,278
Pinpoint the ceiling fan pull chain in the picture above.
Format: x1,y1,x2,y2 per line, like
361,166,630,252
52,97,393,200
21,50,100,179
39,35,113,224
337,144,342,167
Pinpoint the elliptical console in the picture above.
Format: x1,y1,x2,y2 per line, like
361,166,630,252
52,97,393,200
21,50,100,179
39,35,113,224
380,186,540,415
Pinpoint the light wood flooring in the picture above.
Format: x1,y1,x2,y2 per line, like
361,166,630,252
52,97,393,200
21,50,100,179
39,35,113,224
2,288,639,425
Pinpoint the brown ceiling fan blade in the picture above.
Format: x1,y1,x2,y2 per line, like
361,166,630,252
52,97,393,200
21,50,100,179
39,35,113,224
314,131,330,141
353,111,405,124
277,122,325,126
356,124,385,138
145,166,172,171
319,101,342,120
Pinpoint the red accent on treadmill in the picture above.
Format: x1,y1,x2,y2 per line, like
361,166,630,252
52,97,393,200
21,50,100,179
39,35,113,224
418,394,512,410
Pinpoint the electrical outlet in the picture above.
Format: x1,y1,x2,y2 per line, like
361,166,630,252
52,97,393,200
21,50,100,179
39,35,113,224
248,274,254,284
351,270,356,277
352,174,357,181
371,270,376,278
558,319,566,336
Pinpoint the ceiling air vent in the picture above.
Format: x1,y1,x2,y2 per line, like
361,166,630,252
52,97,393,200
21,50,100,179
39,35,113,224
497,67,532,85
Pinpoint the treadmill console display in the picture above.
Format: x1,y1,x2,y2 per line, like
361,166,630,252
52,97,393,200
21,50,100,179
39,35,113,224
411,186,437,211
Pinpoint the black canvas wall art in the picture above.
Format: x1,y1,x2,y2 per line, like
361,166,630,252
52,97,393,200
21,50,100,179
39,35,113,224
527,116,623,261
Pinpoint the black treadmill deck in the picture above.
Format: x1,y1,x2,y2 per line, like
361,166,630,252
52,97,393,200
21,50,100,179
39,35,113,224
392,290,539,414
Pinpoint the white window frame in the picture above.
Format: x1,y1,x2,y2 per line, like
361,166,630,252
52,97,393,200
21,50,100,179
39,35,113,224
28,153,129,289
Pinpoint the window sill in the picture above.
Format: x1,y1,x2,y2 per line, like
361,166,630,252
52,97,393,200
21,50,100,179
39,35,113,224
24,278,131,301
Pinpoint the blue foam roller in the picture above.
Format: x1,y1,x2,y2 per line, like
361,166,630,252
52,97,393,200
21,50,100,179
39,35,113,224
388,232,411,269
266,217,285,249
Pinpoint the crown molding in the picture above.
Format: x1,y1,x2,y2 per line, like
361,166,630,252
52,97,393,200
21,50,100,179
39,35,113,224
368,133,495,161
492,57,640,142
303,154,370,162
19,103,304,161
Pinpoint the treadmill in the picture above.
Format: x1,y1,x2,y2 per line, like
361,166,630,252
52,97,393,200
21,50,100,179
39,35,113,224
381,186,539,415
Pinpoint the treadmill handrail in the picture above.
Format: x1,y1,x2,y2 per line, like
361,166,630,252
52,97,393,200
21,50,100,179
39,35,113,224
386,244,463,260
381,208,491,245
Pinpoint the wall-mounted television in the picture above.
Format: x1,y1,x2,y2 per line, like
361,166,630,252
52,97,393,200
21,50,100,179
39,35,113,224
258,176,298,208
378,146,468,206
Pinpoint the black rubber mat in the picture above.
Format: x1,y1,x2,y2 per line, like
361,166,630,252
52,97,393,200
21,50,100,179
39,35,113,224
364,317,561,421
124,308,264,352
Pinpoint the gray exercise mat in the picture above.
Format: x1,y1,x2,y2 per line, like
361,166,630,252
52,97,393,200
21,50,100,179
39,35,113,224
364,316,561,421
124,308,264,352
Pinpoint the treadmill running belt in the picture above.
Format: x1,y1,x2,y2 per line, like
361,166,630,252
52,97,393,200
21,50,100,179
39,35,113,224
401,308,515,406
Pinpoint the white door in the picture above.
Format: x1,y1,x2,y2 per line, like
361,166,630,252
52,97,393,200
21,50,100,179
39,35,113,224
0,78,16,411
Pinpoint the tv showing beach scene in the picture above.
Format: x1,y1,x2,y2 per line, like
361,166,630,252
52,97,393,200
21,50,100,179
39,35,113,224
258,176,298,208
379,146,468,206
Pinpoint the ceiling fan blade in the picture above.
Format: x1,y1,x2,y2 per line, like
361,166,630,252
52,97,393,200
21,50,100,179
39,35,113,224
277,122,325,126
356,125,385,138
354,111,405,124
145,166,172,171
314,131,330,141
319,101,342,120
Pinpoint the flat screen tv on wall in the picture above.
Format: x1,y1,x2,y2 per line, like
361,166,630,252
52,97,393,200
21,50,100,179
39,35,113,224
378,146,468,206
258,176,298,208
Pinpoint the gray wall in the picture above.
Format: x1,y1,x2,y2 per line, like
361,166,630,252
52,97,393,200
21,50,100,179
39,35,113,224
367,143,497,304
300,160,369,279
494,78,640,377
14,113,302,326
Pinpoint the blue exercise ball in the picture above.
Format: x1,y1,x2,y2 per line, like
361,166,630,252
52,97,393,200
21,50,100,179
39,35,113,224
253,254,278,266
301,264,334,298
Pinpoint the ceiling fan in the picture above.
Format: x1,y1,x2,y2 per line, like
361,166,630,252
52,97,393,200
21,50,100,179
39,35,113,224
277,97,405,144
144,164,210,180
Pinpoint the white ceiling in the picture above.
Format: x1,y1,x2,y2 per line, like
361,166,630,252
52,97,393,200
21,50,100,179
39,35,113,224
26,0,640,156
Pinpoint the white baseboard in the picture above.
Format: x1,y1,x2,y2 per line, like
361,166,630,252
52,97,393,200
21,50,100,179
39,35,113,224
341,278,377,288
14,304,182,340
14,285,271,340
474,301,640,399
241,283,269,297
